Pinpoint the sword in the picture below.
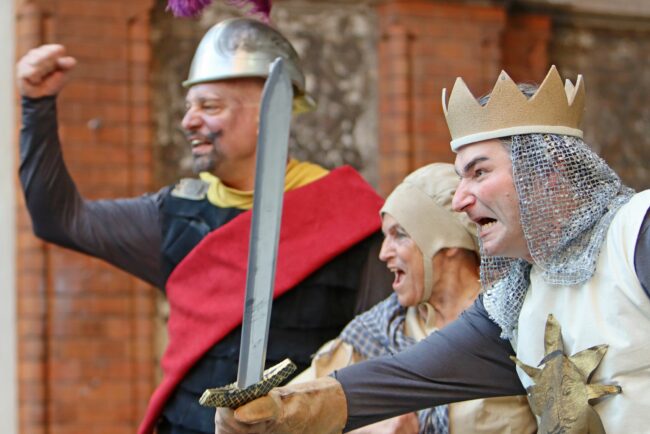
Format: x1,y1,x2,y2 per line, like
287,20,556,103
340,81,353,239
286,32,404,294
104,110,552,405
199,57,298,408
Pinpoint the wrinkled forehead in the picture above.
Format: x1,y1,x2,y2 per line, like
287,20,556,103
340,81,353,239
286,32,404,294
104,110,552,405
453,139,512,176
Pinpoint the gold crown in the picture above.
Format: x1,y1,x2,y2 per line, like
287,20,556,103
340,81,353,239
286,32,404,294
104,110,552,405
442,65,585,151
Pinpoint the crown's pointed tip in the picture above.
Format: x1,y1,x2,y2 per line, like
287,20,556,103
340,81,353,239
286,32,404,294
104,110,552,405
564,78,574,89
498,70,512,80
547,65,561,81
442,88,449,114
450,77,478,101
445,77,481,129
532,65,570,107
541,65,563,87
575,74,585,92
453,76,467,87
566,74,585,106
486,71,527,108
564,79,575,97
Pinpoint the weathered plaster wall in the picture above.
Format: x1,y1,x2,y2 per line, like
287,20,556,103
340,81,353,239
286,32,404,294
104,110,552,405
550,15,650,190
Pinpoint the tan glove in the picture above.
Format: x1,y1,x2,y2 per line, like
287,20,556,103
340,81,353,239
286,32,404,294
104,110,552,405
215,377,347,434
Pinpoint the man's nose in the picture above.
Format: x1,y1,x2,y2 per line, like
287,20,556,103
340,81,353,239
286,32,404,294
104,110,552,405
181,108,201,130
378,238,393,262
452,180,474,213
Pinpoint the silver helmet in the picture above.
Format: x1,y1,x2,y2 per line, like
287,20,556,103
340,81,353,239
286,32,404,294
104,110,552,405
184,18,315,113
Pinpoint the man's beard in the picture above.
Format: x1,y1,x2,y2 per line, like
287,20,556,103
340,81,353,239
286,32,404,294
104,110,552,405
191,132,221,174
192,148,218,173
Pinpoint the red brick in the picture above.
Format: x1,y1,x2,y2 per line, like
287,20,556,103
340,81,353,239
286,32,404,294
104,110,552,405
18,319,46,339
57,335,131,356
129,41,151,63
17,273,46,295
16,232,46,258
129,20,151,42
18,294,48,316
53,17,129,39
19,402,47,430
56,0,130,19
18,339,47,360
18,360,46,382
502,13,552,83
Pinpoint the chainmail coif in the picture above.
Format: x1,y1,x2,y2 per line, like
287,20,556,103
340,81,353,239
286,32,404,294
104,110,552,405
482,133,634,339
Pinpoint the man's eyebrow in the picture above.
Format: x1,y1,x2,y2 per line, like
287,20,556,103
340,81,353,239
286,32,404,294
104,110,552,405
381,222,400,235
186,95,225,103
457,156,489,177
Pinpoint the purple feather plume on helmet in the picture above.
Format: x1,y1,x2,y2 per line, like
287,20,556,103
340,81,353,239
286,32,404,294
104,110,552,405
167,0,272,19
166,0,211,17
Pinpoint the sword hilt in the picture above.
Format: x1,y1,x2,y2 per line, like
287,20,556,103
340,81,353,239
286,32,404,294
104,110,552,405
199,358,297,408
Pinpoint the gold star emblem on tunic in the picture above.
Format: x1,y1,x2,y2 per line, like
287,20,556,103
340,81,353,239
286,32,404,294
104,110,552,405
511,314,622,434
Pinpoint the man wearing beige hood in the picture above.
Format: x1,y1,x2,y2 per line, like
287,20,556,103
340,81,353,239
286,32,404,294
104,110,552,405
289,163,535,434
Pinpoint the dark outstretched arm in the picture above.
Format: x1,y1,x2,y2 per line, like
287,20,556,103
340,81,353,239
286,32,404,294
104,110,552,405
20,96,166,288
334,296,525,431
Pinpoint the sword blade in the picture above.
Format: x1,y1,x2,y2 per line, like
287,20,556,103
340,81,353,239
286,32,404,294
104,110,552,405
237,58,294,389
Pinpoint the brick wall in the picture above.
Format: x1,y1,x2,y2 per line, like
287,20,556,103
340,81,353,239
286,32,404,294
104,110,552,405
375,1,551,195
15,1,156,433
502,13,551,83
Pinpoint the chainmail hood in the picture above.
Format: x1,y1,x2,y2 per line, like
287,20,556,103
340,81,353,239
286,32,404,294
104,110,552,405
481,133,634,338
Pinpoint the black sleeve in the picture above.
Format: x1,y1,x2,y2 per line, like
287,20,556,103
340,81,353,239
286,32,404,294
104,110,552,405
333,296,525,431
19,96,165,288
634,206,650,298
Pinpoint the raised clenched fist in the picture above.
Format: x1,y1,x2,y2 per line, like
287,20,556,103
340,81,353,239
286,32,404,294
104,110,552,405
16,44,77,98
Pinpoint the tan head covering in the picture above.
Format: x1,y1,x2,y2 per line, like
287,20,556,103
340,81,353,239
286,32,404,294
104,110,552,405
381,163,479,303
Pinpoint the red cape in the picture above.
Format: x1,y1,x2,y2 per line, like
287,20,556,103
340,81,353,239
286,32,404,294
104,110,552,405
138,166,384,433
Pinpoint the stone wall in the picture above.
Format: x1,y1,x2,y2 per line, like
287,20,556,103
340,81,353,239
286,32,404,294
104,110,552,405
550,14,650,190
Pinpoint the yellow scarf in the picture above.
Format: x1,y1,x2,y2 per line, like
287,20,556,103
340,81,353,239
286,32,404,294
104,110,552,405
199,159,329,209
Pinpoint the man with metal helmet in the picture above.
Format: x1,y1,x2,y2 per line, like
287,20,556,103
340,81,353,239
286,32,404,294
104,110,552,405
16,18,391,434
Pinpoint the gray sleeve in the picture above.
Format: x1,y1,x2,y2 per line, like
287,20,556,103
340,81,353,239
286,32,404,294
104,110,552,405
19,96,165,288
635,206,650,298
334,296,525,431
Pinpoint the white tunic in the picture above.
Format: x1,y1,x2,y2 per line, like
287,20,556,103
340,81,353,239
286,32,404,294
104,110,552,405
513,190,650,433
